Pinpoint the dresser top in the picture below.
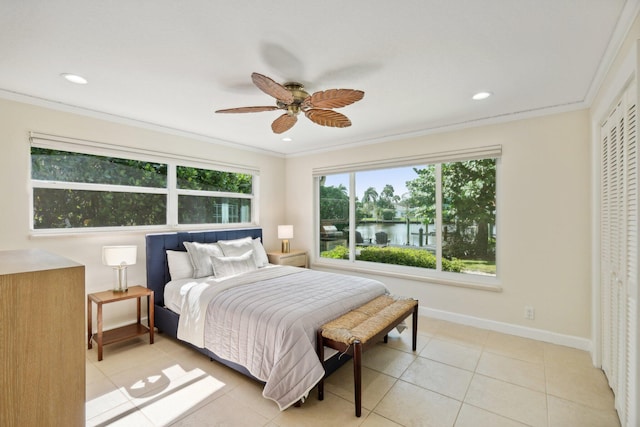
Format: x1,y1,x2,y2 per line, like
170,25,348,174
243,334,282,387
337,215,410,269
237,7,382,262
0,249,83,275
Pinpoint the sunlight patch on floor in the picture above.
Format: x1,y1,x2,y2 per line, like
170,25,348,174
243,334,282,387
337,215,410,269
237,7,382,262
87,365,228,426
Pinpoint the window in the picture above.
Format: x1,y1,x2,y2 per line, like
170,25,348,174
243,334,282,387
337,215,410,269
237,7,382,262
176,165,252,225
316,147,499,281
30,134,256,231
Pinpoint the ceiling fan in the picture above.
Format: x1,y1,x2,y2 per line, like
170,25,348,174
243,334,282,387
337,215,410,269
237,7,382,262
215,72,365,134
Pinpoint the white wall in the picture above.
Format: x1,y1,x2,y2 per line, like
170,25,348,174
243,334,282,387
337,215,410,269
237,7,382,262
0,97,286,328
286,110,593,345
0,89,594,346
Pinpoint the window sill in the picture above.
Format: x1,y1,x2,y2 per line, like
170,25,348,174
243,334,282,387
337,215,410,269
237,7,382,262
311,259,502,292
29,223,259,238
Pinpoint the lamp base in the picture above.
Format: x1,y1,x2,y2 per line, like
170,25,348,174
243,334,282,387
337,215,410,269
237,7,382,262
113,266,129,292
281,239,290,253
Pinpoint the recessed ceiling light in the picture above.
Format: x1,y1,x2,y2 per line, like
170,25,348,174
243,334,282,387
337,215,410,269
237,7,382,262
282,137,292,142
472,91,492,100
61,73,88,85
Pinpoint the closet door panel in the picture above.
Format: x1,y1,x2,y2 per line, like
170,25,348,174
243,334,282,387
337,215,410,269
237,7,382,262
599,85,638,427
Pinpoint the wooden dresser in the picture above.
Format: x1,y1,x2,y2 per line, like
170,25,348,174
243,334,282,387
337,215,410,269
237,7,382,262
0,249,85,427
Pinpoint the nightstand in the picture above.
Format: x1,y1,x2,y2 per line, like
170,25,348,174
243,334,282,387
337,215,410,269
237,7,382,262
87,285,154,361
267,250,308,268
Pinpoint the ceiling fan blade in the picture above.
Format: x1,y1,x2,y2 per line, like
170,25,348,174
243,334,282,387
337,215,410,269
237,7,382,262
251,72,294,104
271,114,297,134
215,106,279,113
305,89,364,109
305,109,352,128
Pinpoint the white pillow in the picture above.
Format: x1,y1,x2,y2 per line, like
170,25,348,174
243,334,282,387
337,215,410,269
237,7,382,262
217,236,269,268
184,241,224,278
252,237,269,268
217,236,254,257
166,250,194,280
210,250,257,278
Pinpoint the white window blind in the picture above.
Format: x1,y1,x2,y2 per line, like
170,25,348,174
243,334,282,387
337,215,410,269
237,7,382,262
313,145,501,176
29,132,259,176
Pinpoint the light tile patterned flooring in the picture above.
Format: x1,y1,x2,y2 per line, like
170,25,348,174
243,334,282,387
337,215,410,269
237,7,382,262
86,317,620,426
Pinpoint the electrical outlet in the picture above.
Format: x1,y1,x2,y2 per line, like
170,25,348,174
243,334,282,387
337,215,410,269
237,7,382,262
524,306,535,320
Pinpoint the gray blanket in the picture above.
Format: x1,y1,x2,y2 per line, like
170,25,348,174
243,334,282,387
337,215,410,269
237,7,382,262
202,266,387,410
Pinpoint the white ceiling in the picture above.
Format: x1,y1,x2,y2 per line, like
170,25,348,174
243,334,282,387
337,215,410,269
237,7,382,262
0,0,633,156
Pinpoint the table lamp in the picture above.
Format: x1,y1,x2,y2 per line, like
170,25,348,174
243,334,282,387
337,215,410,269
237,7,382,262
278,225,294,253
102,245,137,292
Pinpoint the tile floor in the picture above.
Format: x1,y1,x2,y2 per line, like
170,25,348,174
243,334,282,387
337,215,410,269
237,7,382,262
86,317,621,426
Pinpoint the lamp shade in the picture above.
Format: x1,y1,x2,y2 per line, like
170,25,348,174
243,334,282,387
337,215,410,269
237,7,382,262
102,245,137,267
277,225,294,239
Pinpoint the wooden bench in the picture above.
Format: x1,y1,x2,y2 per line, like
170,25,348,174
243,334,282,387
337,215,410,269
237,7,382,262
316,295,418,417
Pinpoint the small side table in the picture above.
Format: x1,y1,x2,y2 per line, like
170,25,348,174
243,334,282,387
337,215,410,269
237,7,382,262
267,250,308,268
87,285,154,361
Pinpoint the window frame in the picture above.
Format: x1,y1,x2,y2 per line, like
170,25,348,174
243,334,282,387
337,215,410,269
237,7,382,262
29,132,259,234
313,146,502,291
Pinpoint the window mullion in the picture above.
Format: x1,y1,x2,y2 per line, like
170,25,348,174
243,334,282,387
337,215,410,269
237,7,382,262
349,172,356,262
435,163,443,271
167,163,177,226
252,174,260,225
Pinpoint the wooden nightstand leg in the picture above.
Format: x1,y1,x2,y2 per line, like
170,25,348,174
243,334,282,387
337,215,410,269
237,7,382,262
87,296,92,349
136,296,141,325
97,303,103,361
148,291,154,344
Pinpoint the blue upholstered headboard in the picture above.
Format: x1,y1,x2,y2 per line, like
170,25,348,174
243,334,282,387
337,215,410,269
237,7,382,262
145,228,263,306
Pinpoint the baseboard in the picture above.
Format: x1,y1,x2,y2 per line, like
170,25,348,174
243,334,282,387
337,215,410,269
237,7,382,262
419,306,592,353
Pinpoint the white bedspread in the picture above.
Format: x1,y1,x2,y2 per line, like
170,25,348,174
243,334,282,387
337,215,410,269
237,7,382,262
176,266,296,346
173,265,387,410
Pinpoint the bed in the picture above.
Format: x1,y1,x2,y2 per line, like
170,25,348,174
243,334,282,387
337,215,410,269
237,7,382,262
145,227,388,410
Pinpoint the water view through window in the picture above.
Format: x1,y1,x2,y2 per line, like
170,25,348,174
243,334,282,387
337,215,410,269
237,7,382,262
318,159,497,277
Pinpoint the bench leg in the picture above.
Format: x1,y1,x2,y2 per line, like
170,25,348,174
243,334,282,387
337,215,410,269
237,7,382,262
317,329,325,401
412,303,418,351
353,340,362,417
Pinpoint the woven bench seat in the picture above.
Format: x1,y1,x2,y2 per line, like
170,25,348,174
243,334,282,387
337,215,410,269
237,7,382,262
316,294,418,417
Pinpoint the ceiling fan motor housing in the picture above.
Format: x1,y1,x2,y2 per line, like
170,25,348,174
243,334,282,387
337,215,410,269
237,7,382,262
278,82,309,116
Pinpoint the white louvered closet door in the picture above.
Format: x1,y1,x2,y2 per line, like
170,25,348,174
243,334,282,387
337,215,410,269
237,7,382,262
600,83,638,427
